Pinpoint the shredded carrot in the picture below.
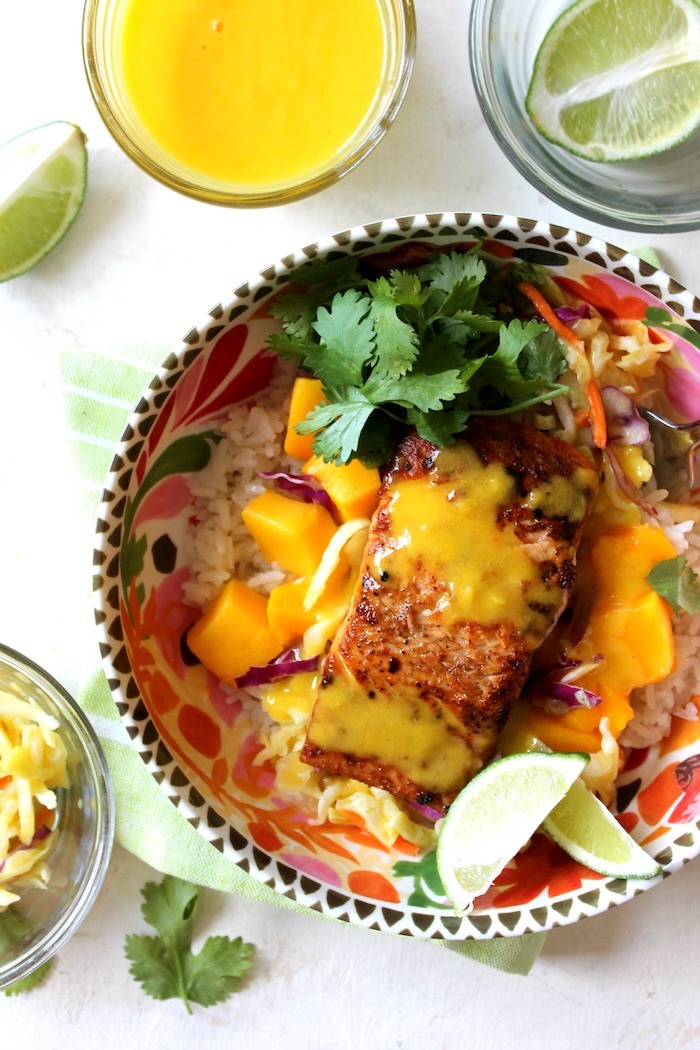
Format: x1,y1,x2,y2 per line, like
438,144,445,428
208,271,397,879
518,281,585,352
586,378,607,450
573,407,591,427
518,281,607,450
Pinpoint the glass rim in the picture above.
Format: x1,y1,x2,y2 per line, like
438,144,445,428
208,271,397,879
82,0,417,207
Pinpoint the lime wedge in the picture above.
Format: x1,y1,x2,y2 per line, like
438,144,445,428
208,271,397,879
0,121,87,283
526,0,700,162
436,751,588,915
543,778,661,879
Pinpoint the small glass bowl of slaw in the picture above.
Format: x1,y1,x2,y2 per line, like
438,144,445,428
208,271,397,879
0,643,114,990
468,0,700,233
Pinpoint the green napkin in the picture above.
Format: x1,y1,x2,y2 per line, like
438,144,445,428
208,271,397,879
59,341,545,976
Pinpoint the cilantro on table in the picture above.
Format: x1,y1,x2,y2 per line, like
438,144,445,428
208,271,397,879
125,875,254,1014
647,554,700,615
267,248,570,466
0,907,53,996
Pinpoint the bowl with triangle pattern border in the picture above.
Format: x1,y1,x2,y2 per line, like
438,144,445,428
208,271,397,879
94,212,700,940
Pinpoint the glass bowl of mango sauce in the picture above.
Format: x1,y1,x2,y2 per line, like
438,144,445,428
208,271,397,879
82,0,416,206
0,643,114,989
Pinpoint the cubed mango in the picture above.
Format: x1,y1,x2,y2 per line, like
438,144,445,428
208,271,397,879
241,489,337,577
187,578,281,684
284,376,324,460
302,453,380,522
266,577,317,646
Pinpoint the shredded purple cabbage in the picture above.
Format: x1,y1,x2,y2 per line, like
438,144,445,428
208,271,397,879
260,470,335,512
408,799,443,823
601,386,651,447
535,681,603,716
236,649,320,688
554,303,591,323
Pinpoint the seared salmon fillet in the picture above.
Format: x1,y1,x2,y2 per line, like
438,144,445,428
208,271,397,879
300,418,599,811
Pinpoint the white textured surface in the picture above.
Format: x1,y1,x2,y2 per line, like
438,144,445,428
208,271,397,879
1,1,699,1047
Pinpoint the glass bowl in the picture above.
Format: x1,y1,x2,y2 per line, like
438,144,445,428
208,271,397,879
0,643,114,989
82,0,415,206
469,0,700,233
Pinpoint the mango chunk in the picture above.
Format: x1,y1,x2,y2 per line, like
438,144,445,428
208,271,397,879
515,523,676,754
302,453,380,522
266,577,316,646
267,559,352,647
590,523,677,606
241,489,337,577
521,684,633,755
284,377,324,460
187,579,281,684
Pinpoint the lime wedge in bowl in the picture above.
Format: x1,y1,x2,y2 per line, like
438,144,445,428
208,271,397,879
544,778,661,879
526,0,700,162
436,751,588,915
0,121,87,283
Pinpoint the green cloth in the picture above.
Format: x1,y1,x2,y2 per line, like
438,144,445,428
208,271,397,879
60,342,546,976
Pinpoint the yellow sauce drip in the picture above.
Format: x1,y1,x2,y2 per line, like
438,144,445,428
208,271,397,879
262,672,319,725
309,655,479,794
525,468,593,521
374,445,557,634
117,0,387,188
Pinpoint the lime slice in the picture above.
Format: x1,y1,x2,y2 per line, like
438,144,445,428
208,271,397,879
0,121,87,283
543,777,661,879
436,751,588,915
526,0,700,162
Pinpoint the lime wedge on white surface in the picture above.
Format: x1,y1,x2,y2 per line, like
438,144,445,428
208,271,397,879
436,751,588,915
543,777,661,879
0,121,87,283
526,0,700,162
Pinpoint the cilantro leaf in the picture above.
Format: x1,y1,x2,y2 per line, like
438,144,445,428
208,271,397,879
265,330,315,364
477,318,550,400
298,389,375,464
307,289,375,387
268,290,327,343
407,404,471,446
367,276,420,379
387,269,430,310
0,907,53,997
647,555,700,615
364,368,466,412
183,936,254,1009
519,326,568,384
418,250,486,295
125,875,254,1014
2,960,52,997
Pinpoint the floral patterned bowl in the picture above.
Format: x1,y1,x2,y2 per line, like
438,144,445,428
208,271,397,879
94,213,700,940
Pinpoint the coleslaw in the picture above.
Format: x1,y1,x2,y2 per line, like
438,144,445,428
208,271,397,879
0,690,67,908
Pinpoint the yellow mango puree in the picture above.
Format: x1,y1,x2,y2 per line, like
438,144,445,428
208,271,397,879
117,0,387,187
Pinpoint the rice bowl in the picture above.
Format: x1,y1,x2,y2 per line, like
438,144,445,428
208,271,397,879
94,213,700,939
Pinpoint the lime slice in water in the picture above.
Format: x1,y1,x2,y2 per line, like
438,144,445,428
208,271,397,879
543,777,661,879
526,0,700,162
436,751,588,915
0,121,87,283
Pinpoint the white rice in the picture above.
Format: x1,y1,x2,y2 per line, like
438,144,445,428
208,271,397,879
182,362,296,609
183,362,700,750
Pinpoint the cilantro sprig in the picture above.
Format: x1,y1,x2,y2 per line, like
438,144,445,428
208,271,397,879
268,249,570,466
647,554,700,615
125,876,254,1013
